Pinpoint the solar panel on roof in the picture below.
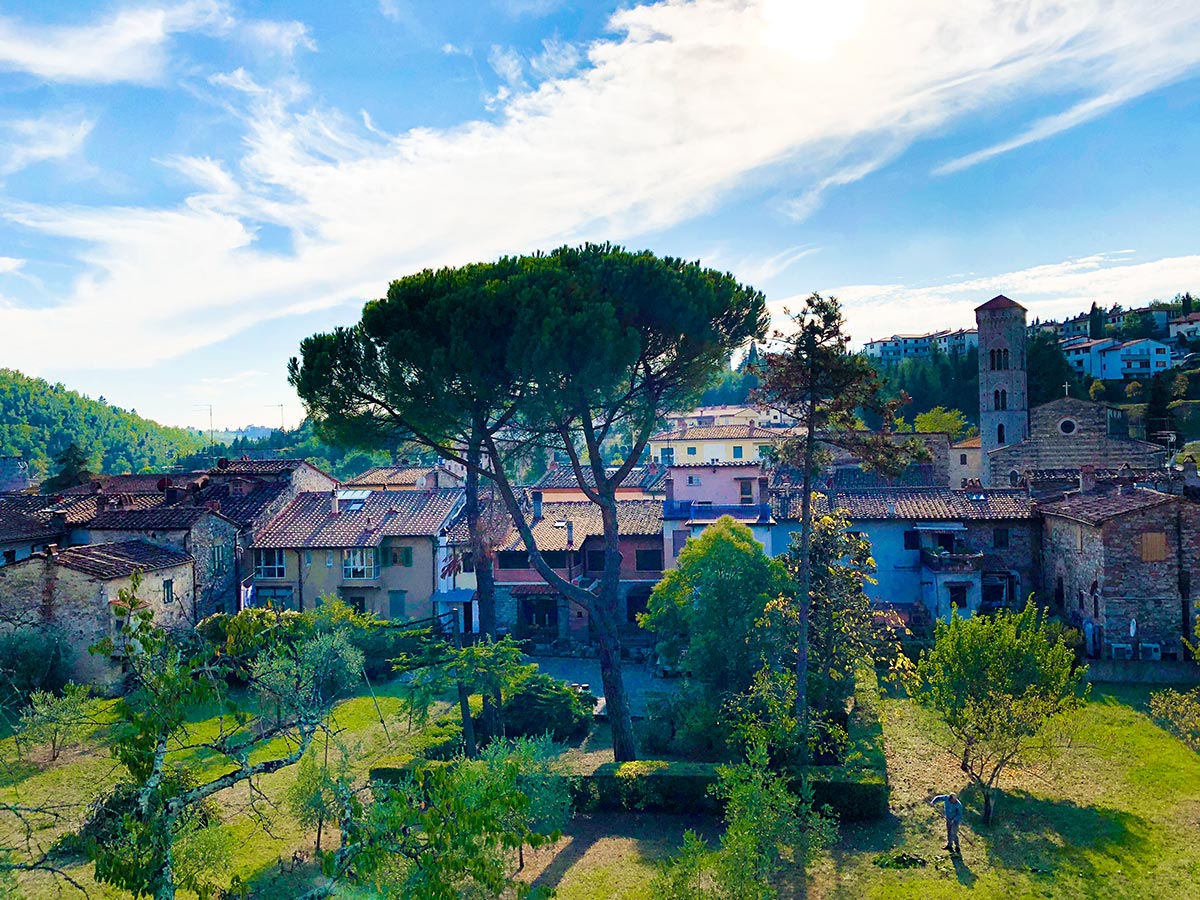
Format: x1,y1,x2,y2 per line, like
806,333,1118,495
336,490,370,501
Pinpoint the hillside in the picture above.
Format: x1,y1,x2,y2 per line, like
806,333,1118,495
0,368,207,481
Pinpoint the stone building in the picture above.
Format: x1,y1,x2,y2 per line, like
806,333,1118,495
977,294,1030,481
0,457,31,492
343,465,465,491
250,488,465,622
987,397,1165,486
0,541,194,688
1038,483,1200,660
72,507,241,619
950,435,982,487
0,504,63,567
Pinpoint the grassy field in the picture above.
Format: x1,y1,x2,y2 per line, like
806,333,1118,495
1,678,432,899
4,680,1198,899
519,683,1200,900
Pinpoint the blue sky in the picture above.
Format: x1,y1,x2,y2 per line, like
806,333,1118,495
2,0,1199,429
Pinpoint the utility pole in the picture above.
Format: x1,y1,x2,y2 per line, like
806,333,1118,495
266,403,285,432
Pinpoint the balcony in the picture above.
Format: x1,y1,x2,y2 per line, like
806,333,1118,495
920,547,983,574
663,500,773,523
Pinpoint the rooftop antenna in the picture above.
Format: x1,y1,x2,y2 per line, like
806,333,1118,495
266,403,285,432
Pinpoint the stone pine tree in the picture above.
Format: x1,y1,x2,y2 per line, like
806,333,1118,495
41,442,94,493
1088,301,1104,339
290,244,767,761
754,293,921,759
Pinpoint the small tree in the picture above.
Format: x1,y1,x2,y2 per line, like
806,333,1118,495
1088,380,1107,402
913,407,967,441
909,601,1088,824
1150,623,1200,751
1173,372,1190,400
1125,380,1144,401
17,683,96,762
41,442,95,494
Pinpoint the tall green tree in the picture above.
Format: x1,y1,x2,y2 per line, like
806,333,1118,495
41,442,95,493
1027,332,1084,406
1144,370,1177,447
754,293,920,756
908,601,1088,824
290,244,767,761
1088,302,1104,339
913,406,968,441
641,517,792,700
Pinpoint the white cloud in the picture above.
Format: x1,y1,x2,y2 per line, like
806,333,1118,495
5,0,1200,376
834,252,1200,347
530,35,581,80
0,1,233,84
241,19,316,59
0,256,23,275
0,113,94,176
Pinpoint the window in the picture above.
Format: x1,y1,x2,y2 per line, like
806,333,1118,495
391,546,413,567
461,552,474,573
660,447,674,465
388,590,408,620
304,550,312,566
997,424,1006,445
343,548,379,580
686,446,697,456
733,445,744,459
1074,524,1084,551
162,579,174,604
936,533,956,553
635,548,664,571
326,550,334,567
960,453,968,465
948,585,968,607
903,530,920,551
757,444,770,458
1059,419,1077,435
587,549,606,571
739,480,754,504
993,527,1010,549
256,586,295,609
687,475,702,485
498,551,530,570
1140,532,1168,562
211,543,230,569
255,548,286,579
345,596,366,614
542,551,569,569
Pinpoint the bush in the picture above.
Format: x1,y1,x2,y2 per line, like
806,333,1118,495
0,627,71,711
805,767,889,821
502,672,595,743
574,760,722,814
642,685,733,761
410,716,465,761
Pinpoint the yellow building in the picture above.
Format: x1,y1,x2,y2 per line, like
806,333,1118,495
649,424,794,467
250,488,464,622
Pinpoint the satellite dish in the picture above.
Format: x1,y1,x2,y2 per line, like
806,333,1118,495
1129,618,1137,639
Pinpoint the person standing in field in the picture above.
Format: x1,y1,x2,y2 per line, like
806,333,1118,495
930,792,963,854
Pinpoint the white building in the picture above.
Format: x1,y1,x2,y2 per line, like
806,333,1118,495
863,328,977,364
1061,337,1174,380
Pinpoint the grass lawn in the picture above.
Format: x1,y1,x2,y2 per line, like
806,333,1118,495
1,677,434,900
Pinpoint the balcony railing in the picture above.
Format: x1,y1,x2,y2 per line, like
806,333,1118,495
920,547,984,574
663,500,772,522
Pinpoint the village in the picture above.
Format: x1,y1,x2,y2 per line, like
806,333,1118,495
3,296,1198,685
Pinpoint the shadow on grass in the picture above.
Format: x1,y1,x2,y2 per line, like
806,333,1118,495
0,755,40,787
952,853,977,887
965,787,1151,881
529,826,603,892
242,852,324,900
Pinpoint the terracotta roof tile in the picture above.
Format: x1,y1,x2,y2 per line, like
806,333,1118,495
650,424,792,442
343,465,462,488
1036,488,1176,525
834,488,1032,520
0,508,62,544
975,294,1025,312
496,499,664,552
953,436,982,449
255,489,464,548
210,458,321,476
87,507,229,530
533,465,669,491
51,541,192,580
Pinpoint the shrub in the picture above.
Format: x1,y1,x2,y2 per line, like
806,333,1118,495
502,672,595,743
0,627,71,711
575,761,723,814
410,716,465,761
805,767,888,821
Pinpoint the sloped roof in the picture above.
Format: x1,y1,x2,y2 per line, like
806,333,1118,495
533,464,669,492
1036,488,1176,526
975,294,1025,312
52,541,192,579
343,465,463,488
210,458,321,476
194,481,289,529
834,489,1032,521
832,464,939,490
953,436,982,449
255,489,464,548
495,499,663,552
650,423,789,442
0,508,62,544
62,474,188,495
86,507,231,531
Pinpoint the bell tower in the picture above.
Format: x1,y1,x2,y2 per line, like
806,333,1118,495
976,294,1029,486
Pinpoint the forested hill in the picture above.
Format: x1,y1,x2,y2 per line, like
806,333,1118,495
0,368,207,480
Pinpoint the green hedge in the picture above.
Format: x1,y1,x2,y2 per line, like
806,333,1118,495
573,760,722,814
806,767,889,821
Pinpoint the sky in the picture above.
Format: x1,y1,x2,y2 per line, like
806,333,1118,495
2,0,1200,430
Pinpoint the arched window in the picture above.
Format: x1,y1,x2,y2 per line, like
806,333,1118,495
997,423,1006,445
1000,388,1007,410
989,349,996,370
1002,348,1010,369
994,388,1001,410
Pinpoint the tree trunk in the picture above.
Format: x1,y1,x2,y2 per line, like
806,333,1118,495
595,607,637,761
982,788,995,825
794,413,817,764
450,609,477,759
466,427,501,740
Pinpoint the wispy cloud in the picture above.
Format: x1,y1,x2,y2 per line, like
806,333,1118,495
5,1,1200,374
0,113,94,177
834,252,1200,346
0,257,24,275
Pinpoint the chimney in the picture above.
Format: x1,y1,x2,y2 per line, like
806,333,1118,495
1079,464,1097,494
96,494,109,513
532,490,543,520
665,476,674,502
331,489,340,516
548,460,558,471
205,499,221,513
165,485,186,505
45,543,58,559
758,476,769,502
50,512,67,532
